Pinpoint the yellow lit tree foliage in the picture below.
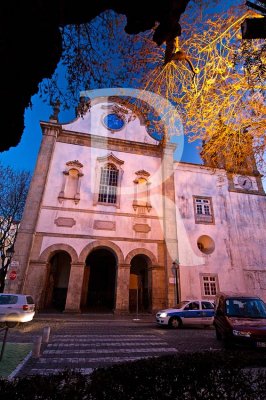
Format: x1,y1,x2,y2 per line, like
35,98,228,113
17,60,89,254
41,4,266,174
130,5,266,174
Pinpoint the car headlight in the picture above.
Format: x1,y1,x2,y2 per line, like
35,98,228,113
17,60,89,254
159,312,168,318
233,330,251,338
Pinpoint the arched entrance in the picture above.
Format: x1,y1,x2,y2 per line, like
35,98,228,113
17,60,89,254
82,248,117,312
45,251,71,311
129,255,151,313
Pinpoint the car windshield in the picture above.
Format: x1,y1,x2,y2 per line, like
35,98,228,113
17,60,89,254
225,298,266,318
175,301,189,308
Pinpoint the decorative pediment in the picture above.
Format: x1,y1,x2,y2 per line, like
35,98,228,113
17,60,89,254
135,170,150,178
62,98,159,145
66,160,83,169
97,152,124,166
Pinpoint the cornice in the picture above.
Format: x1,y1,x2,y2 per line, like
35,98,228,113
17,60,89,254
56,129,162,157
36,231,164,243
41,205,163,219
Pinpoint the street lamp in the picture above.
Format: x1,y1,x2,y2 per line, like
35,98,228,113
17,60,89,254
171,260,180,305
241,1,266,39
0,244,15,292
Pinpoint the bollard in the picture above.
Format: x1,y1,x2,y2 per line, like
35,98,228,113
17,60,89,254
32,336,42,358
42,326,51,344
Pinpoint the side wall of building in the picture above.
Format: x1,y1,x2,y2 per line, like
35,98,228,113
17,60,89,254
174,163,266,302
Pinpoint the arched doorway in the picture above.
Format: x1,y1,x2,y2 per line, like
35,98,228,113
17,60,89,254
45,251,71,311
129,255,151,313
82,248,117,312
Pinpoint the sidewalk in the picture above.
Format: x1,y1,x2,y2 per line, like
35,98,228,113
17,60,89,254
34,311,155,323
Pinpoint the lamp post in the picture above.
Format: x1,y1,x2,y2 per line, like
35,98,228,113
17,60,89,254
0,244,15,292
6,244,15,260
171,260,180,305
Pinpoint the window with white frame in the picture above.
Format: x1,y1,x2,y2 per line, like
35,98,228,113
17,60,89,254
98,163,118,204
193,196,214,224
93,152,124,208
201,274,219,296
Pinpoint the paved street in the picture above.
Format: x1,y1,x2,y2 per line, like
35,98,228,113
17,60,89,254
4,314,222,377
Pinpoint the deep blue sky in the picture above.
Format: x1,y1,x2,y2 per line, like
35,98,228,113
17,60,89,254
0,95,76,172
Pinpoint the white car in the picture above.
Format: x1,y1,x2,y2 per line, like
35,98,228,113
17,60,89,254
156,300,215,328
0,293,35,327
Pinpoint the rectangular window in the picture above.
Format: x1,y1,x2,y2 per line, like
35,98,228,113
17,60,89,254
98,165,118,204
201,275,219,297
193,196,214,224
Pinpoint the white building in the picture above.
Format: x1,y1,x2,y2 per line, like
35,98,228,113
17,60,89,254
8,97,266,313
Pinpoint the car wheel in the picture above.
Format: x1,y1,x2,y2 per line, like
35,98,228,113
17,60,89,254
169,317,182,329
5,315,20,328
215,327,222,340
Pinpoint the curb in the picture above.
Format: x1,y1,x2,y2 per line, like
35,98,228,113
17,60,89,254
34,313,155,323
8,350,32,380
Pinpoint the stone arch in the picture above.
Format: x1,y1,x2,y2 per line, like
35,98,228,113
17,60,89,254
125,248,158,265
39,243,79,264
79,240,124,264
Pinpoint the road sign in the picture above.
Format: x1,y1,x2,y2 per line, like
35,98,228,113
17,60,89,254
11,260,19,267
9,270,17,280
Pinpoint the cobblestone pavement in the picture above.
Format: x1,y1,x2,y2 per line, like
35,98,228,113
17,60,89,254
4,314,222,377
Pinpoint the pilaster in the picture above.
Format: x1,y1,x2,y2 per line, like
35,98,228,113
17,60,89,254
150,264,166,311
11,124,59,294
64,262,85,312
115,263,131,313
161,143,179,307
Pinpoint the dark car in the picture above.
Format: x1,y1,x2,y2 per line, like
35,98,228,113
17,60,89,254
213,292,266,348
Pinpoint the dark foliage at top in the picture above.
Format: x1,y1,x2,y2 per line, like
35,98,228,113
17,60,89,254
0,0,190,152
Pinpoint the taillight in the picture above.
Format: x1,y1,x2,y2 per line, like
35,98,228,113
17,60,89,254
23,305,29,310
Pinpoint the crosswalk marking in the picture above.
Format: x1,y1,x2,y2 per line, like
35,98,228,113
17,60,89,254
37,354,169,364
50,338,164,342
17,329,178,377
43,347,177,355
47,341,167,348
50,334,160,337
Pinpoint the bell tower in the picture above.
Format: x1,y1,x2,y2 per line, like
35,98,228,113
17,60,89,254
201,128,265,195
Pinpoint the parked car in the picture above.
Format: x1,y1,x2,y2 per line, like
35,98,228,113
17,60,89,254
0,293,35,328
213,292,266,348
156,300,215,328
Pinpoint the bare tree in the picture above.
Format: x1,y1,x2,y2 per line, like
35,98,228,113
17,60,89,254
0,163,31,292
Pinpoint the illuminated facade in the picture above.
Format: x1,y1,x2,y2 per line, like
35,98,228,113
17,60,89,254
8,98,266,313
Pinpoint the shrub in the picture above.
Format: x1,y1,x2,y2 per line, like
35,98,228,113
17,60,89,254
0,350,265,399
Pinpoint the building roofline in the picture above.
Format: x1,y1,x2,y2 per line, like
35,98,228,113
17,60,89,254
174,160,226,172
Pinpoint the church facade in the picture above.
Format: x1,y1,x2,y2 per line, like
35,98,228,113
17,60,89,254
8,97,266,313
